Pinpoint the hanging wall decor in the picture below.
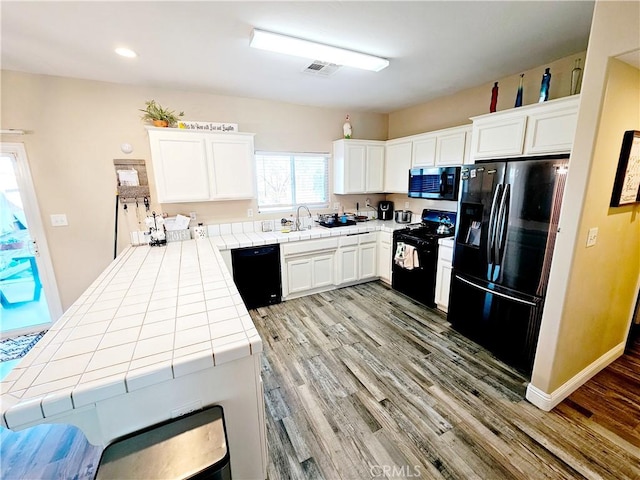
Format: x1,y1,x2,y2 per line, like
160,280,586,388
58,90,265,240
610,130,640,207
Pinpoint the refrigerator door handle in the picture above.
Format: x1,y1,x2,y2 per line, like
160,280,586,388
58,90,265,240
455,274,537,307
495,183,511,268
486,183,503,278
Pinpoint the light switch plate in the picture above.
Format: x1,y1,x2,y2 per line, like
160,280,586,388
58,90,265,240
50,214,68,227
586,227,598,247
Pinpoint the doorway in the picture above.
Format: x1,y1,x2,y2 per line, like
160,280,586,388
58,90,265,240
0,143,61,339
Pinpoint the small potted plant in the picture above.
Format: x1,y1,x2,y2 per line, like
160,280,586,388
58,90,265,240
139,100,184,127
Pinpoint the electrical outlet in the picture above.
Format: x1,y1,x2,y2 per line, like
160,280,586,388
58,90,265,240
247,208,253,218
586,227,598,247
365,198,371,207
189,211,197,221
404,201,410,209
50,214,68,227
333,202,340,210
170,400,202,418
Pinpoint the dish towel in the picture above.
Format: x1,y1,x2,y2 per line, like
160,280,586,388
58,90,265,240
394,243,420,270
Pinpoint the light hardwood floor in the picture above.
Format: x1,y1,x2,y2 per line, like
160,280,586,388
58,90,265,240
0,281,638,479
251,282,640,480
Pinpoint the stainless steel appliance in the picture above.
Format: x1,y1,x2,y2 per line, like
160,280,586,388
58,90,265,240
392,209,457,307
378,201,394,220
448,155,569,374
394,210,412,223
231,244,282,309
409,166,461,200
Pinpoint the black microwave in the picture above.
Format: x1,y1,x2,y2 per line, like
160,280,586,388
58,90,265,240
408,166,461,200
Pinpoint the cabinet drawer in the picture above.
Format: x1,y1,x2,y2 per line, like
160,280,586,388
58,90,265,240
282,238,339,256
339,235,360,247
357,232,377,244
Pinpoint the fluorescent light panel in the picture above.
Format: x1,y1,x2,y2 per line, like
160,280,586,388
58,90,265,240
250,28,389,72
115,47,137,58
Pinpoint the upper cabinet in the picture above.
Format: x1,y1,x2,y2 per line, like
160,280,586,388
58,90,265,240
470,95,580,161
333,139,385,194
147,128,256,203
383,125,471,194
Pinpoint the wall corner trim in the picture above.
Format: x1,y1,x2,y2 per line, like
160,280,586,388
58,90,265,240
525,341,626,411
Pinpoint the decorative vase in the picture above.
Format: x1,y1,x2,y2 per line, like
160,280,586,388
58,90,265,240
343,115,352,139
570,58,582,95
153,120,169,127
515,74,524,107
490,82,499,113
538,68,551,103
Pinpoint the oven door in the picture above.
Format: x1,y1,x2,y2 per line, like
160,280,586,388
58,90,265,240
392,235,438,307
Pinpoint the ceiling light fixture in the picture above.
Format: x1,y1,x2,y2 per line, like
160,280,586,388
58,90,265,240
115,47,137,58
249,28,389,72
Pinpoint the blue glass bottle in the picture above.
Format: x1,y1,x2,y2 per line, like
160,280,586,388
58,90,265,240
539,68,551,103
515,74,524,107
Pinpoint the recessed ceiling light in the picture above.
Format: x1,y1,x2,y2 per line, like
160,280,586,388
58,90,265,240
115,47,137,58
249,29,389,72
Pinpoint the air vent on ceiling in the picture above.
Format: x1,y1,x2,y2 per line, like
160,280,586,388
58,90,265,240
302,60,341,76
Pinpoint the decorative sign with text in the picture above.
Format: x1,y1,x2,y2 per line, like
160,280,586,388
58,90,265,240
610,130,640,207
177,121,238,132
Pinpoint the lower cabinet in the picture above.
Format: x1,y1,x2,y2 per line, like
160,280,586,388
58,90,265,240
377,231,392,284
337,233,377,284
286,254,334,295
281,238,339,299
435,239,454,312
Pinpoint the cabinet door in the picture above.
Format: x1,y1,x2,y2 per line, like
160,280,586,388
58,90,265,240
345,144,367,193
436,131,467,166
412,135,437,167
435,260,453,312
207,136,256,199
149,132,211,202
359,243,377,280
378,240,391,284
385,142,411,193
365,144,385,192
524,105,578,155
286,258,313,294
471,116,527,160
312,254,334,288
337,247,358,284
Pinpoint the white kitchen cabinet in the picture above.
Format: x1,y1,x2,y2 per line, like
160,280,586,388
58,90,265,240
384,140,411,193
435,238,454,312
147,127,256,203
411,134,437,167
336,233,377,285
281,238,338,299
377,231,392,284
470,95,579,161
333,139,385,194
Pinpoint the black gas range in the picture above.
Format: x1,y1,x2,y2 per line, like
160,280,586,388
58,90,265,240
392,209,456,308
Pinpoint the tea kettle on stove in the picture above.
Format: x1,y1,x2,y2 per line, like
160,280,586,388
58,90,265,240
436,213,454,234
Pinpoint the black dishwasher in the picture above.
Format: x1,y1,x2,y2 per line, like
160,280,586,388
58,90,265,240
231,244,282,310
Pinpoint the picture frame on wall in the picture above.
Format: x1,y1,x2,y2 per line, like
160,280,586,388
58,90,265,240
610,130,640,207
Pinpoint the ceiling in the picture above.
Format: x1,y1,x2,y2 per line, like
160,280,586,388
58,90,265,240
1,1,596,114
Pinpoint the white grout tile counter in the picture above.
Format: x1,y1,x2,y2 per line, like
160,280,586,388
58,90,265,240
0,239,267,480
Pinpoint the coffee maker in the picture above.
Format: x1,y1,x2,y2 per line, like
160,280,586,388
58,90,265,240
378,201,394,220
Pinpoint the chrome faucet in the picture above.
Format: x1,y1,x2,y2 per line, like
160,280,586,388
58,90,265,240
295,205,313,231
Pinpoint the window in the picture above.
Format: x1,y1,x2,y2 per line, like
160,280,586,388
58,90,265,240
255,152,329,211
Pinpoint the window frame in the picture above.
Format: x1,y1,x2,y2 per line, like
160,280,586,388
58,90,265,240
255,151,330,213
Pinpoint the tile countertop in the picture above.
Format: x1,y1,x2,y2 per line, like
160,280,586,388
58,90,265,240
1,239,261,429
0,220,410,429
209,219,409,250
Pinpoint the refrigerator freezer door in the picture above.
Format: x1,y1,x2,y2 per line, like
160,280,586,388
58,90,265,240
448,272,543,373
454,163,505,280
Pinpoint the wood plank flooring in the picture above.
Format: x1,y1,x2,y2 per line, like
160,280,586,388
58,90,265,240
251,281,640,480
0,281,638,479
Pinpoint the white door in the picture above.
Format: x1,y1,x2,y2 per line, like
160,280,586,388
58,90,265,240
207,136,256,200
312,254,334,288
338,247,358,284
286,258,313,294
345,144,366,193
0,143,62,337
359,243,377,280
365,144,385,192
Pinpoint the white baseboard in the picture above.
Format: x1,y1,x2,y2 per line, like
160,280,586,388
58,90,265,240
525,341,626,411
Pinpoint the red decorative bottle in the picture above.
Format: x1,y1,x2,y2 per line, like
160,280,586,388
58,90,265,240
490,82,499,112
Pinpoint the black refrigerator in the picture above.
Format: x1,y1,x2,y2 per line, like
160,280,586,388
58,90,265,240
448,154,569,374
